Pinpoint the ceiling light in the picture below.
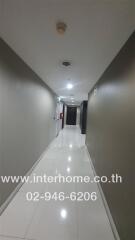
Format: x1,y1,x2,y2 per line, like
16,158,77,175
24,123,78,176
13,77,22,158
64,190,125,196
67,83,73,89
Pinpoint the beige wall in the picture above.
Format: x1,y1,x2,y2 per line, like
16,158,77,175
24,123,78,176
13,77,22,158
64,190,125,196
86,32,135,240
0,38,57,208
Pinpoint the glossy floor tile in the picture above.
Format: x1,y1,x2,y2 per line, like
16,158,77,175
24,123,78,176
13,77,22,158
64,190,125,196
0,126,115,240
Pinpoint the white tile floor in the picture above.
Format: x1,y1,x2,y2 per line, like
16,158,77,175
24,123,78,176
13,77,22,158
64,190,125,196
0,126,115,240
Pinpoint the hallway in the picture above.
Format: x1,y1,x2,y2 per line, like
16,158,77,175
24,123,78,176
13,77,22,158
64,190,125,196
0,126,115,240
0,1,134,238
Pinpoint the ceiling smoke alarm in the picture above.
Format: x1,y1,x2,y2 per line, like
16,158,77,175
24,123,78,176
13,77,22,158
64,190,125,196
56,22,67,35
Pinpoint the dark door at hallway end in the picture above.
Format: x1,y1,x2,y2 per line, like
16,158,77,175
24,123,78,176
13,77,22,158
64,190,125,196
66,106,77,125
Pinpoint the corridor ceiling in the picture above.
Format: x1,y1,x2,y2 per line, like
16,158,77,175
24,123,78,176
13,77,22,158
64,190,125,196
0,0,135,104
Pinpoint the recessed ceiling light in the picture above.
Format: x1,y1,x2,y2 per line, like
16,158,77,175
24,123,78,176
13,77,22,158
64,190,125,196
67,83,73,89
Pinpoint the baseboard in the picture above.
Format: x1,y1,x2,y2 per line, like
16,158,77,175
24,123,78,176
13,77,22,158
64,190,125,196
85,146,120,240
0,137,56,216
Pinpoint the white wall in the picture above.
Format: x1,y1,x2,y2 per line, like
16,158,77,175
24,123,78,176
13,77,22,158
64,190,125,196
55,101,63,136
76,106,80,125
64,105,67,126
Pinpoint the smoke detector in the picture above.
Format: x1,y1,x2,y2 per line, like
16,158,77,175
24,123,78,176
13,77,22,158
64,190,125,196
56,22,67,35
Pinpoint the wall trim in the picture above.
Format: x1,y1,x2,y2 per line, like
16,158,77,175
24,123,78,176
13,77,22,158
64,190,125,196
0,136,57,216
85,145,121,240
